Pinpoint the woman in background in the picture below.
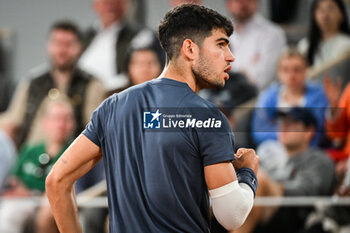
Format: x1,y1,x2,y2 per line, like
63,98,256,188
298,0,350,70
125,45,164,86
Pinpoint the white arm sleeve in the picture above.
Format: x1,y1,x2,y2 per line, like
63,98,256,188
209,181,254,231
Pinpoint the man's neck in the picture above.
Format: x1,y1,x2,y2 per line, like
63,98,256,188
283,85,305,101
161,60,200,93
51,68,74,91
286,144,308,158
102,19,121,30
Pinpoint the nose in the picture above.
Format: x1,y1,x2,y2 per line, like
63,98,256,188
226,49,235,63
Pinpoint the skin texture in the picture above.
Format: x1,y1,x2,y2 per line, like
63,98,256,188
47,29,81,72
278,56,307,91
42,101,76,146
94,0,128,28
128,50,162,85
278,118,314,156
314,0,344,40
277,55,308,105
46,28,259,232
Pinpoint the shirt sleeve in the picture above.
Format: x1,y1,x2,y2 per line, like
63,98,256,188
196,108,235,167
82,95,114,148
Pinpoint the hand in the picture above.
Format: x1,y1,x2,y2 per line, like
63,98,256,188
323,75,342,108
233,148,259,174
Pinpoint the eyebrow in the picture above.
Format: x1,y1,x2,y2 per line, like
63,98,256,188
216,37,230,45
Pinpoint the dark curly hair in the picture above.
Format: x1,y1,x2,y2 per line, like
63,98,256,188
158,4,233,60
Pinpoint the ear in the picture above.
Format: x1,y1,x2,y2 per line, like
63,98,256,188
181,39,198,61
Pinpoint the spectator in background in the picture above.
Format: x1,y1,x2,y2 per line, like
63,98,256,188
226,0,286,91
0,97,75,233
125,45,164,86
236,107,336,233
298,0,350,70
251,48,328,147
80,0,164,92
324,76,350,162
0,20,105,149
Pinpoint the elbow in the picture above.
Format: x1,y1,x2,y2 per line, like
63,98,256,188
45,171,60,198
45,169,71,198
215,199,252,231
211,183,254,231
45,171,57,194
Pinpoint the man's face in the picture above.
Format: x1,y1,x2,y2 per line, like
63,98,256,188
47,29,81,71
226,0,258,23
278,117,313,152
278,56,307,90
43,102,75,144
192,29,235,89
94,0,128,27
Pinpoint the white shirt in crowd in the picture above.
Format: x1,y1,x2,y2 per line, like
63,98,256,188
79,22,156,91
79,22,128,90
298,33,350,70
230,14,286,91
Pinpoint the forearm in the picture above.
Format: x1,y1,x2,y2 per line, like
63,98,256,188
209,167,258,231
45,135,103,232
46,175,82,233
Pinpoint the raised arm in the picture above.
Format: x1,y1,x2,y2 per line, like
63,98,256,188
46,134,102,233
205,148,259,231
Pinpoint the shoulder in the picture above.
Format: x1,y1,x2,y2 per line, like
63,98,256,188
334,33,350,45
303,148,334,165
27,64,51,82
74,68,96,81
305,82,326,96
119,22,147,40
258,83,281,103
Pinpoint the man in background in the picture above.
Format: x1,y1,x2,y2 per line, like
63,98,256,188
0,20,105,149
226,0,286,91
236,107,336,233
80,0,163,92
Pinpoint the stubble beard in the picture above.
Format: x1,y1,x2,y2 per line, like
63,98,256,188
192,55,224,90
52,59,77,73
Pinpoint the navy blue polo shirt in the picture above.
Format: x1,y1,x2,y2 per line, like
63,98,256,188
83,78,235,233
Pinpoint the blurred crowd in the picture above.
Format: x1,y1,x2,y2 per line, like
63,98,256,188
0,0,350,233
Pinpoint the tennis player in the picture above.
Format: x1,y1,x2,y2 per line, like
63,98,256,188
46,4,259,232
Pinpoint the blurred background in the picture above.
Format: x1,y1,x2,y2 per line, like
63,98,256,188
1,0,350,233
